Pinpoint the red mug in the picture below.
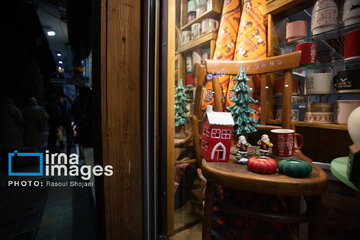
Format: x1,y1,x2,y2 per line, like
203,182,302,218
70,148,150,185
185,73,194,86
295,42,317,65
345,29,360,60
270,129,304,159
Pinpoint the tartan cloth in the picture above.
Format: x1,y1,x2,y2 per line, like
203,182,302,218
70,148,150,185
197,169,294,240
174,163,190,192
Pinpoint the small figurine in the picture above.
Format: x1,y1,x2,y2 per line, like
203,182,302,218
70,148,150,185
236,135,251,164
257,134,273,156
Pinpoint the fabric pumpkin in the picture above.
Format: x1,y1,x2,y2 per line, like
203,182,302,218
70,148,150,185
247,156,278,174
278,159,312,178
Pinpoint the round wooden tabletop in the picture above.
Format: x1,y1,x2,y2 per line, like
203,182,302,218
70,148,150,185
201,146,328,196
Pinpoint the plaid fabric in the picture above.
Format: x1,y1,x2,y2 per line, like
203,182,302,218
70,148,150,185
174,163,190,191
197,169,294,240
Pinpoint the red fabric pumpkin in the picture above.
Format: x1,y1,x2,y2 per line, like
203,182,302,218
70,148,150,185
247,157,278,174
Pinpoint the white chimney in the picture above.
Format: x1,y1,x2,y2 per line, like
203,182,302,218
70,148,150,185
206,105,213,113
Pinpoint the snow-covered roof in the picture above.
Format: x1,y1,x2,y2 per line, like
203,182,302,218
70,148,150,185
204,106,234,126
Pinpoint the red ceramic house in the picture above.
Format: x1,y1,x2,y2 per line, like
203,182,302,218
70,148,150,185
201,106,234,162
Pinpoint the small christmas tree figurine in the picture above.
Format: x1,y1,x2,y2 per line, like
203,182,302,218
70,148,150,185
227,65,259,136
175,79,189,138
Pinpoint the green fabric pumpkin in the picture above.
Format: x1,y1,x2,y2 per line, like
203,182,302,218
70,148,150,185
278,159,312,178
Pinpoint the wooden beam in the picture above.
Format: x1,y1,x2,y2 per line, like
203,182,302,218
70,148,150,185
99,0,143,239
266,0,310,15
212,77,223,112
282,70,293,129
260,74,267,125
167,0,176,236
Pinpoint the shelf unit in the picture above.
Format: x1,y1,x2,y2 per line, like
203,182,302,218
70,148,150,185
266,119,348,131
181,10,221,31
273,92,360,98
180,0,222,28
177,0,223,83
178,30,218,54
267,0,360,131
274,22,360,50
293,58,360,71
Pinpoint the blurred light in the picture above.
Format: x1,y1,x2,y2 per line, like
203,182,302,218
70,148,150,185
57,53,61,57
58,61,63,64
47,31,56,36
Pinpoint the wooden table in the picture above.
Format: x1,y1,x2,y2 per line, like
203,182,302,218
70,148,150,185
201,147,328,240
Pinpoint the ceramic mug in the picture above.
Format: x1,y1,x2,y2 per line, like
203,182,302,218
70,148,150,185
295,42,317,65
336,100,360,124
201,18,219,34
286,20,307,42
192,49,202,65
270,129,304,159
196,5,207,18
311,0,339,35
191,23,202,39
187,0,197,12
305,103,333,123
186,55,192,72
185,73,195,86
335,68,360,93
343,0,360,26
305,73,333,94
345,29,360,60
275,104,300,121
201,48,210,65
196,0,207,7
188,12,196,23
182,31,191,44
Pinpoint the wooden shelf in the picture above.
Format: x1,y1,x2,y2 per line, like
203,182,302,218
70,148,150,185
181,10,221,31
266,119,348,131
178,31,217,53
266,0,312,17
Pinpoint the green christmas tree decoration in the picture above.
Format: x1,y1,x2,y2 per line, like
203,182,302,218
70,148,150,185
175,79,189,127
227,65,259,135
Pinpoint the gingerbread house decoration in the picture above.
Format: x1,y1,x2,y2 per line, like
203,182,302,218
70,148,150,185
201,105,235,162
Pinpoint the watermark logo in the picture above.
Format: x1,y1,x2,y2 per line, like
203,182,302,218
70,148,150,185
7,150,113,187
8,150,43,176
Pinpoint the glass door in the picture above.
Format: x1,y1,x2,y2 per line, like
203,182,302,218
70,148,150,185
160,0,223,238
